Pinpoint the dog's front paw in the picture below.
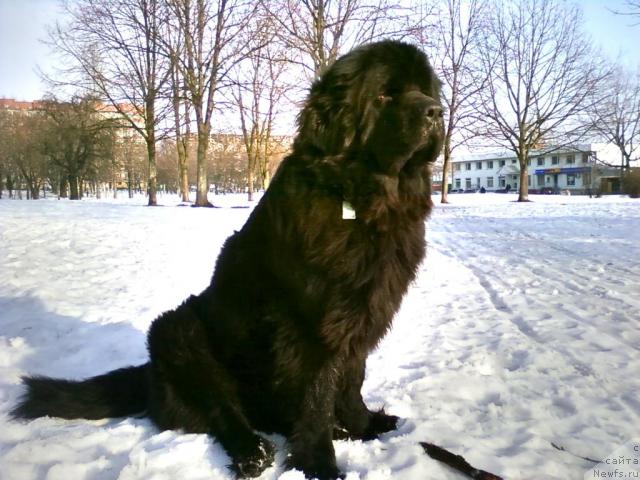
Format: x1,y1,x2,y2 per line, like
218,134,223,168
295,462,344,480
287,451,344,480
363,409,399,440
230,435,275,478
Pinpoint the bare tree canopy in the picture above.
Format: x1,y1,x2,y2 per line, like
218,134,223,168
230,14,291,201
39,95,119,200
423,0,487,203
49,0,172,205
1,112,48,199
476,0,607,201
261,0,412,78
166,0,262,207
588,65,640,172
610,0,640,23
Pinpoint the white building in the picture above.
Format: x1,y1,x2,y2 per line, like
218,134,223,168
451,144,625,194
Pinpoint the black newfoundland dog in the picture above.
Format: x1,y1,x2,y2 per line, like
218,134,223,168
13,40,444,479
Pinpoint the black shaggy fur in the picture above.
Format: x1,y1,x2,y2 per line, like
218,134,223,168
12,40,444,480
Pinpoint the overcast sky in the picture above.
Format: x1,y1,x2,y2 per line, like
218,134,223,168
1,0,640,102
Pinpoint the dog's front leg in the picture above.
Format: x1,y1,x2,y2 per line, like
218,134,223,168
334,354,399,440
287,364,344,480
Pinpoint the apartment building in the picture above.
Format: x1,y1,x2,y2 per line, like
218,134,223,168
451,144,624,194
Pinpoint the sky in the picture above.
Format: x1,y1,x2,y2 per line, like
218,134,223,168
1,0,640,102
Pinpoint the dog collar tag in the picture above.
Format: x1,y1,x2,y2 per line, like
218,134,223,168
342,201,356,219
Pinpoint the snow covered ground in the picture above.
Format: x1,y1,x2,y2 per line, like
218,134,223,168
0,192,638,480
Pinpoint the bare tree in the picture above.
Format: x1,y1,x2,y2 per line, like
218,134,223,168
163,14,193,203
39,96,118,200
166,0,261,207
169,59,193,203
261,0,410,78
2,113,48,199
114,133,148,198
476,0,606,201
231,17,290,201
610,0,640,23
49,0,171,206
422,0,487,203
0,110,10,199
156,137,180,193
588,65,640,174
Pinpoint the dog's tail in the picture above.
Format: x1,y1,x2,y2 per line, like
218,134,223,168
11,364,149,420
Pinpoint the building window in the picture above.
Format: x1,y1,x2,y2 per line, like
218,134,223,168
455,179,461,189
582,153,589,163
487,177,494,188
488,160,494,169
499,176,506,187
465,178,472,189
537,175,544,186
537,157,544,166
552,155,559,165
454,163,461,171
476,178,481,187
511,159,517,164
465,162,471,171
566,154,575,164
528,175,531,186
567,174,576,186
527,159,531,166
476,161,482,170
499,160,506,167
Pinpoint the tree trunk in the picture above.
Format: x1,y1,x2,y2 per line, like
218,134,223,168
127,168,134,198
518,154,529,202
59,177,68,198
440,137,452,203
30,183,40,200
69,175,80,200
247,165,254,202
177,139,189,202
194,124,212,207
263,170,271,190
146,120,157,206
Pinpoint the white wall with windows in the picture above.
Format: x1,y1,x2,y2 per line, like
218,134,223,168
450,144,622,193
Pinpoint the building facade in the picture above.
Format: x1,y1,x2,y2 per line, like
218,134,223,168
451,144,624,194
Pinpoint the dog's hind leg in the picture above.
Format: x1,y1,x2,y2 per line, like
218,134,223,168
146,299,275,478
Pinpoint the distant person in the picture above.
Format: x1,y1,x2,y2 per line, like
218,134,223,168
505,184,511,193
480,186,486,193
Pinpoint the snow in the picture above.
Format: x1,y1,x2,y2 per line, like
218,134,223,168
0,192,639,480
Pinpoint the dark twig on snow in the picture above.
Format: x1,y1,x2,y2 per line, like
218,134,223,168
551,442,601,464
420,442,504,480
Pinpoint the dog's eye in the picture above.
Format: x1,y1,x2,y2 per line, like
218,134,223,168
378,94,392,102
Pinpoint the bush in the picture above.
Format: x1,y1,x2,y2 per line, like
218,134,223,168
622,168,640,198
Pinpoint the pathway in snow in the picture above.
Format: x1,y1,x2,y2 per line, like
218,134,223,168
368,196,640,479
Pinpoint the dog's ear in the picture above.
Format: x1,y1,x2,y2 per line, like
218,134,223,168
296,50,376,155
296,86,356,155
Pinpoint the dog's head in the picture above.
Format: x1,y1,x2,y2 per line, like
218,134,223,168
297,40,445,175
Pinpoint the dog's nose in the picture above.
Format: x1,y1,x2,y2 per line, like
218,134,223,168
422,98,443,120
426,104,443,119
